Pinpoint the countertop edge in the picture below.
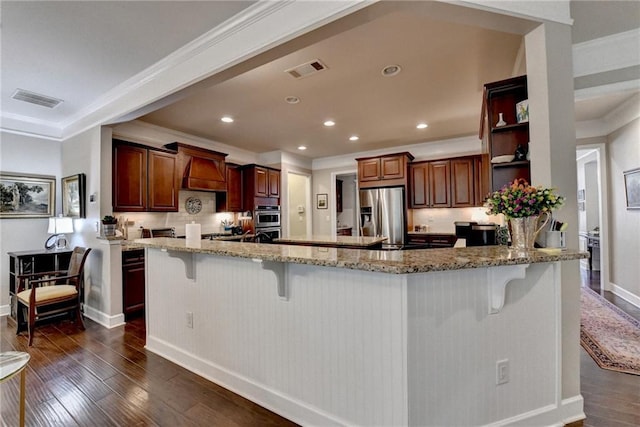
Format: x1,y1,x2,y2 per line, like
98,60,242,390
131,238,589,274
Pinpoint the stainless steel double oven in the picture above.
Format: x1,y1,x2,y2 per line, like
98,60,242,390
254,205,281,242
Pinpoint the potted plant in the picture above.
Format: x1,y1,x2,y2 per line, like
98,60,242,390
102,215,118,237
485,179,564,250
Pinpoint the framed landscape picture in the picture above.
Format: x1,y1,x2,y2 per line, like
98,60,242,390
317,193,328,209
62,173,86,218
623,167,640,209
0,172,55,218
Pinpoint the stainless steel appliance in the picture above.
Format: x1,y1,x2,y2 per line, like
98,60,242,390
254,206,281,228
359,187,406,250
454,221,497,246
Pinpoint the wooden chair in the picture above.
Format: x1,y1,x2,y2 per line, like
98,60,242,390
15,247,92,346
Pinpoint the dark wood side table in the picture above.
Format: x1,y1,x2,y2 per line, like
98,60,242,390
7,248,73,319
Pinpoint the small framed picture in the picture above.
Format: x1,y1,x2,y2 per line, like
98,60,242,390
62,173,86,218
623,167,640,209
516,99,529,123
316,193,328,209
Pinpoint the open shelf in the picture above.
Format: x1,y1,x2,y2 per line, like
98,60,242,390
492,160,530,169
491,122,529,133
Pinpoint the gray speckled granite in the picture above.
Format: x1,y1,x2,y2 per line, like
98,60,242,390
274,235,386,248
132,238,588,274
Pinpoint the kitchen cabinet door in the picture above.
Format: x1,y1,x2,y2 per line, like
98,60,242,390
268,168,280,197
358,158,381,182
429,160,451,207
227,165,243,211
451,157,474,208
474,154,490,206
148,150,178,211
255,166,269,197
410,163,429,208
380,154,406,179
113,143,147,211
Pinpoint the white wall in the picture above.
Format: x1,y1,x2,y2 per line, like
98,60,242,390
287,173,308,236
607,117,640,301
0,132,62,313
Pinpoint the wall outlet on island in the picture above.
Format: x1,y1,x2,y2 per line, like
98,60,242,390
186,311,194,329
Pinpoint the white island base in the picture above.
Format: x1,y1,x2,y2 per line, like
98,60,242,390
144,247,583,426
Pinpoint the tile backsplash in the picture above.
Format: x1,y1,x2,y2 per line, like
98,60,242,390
411,207,504,233
117,190,236,238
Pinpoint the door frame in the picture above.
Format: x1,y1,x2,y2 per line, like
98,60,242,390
576,143,609,293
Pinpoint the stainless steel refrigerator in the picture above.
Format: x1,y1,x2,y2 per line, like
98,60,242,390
359,187,406,250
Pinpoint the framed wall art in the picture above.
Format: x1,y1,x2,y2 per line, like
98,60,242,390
62,173,86,218
0,172,55,218
316,193,328,209
623,167,640,210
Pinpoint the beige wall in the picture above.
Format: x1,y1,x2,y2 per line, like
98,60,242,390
607,117,640,299
287,172,308,236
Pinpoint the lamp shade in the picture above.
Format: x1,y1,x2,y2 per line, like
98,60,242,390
48,217,74,234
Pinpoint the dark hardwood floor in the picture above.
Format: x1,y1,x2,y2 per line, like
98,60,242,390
0,314,298,426
1,268,638,426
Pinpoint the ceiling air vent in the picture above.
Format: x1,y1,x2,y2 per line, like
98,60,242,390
285,59,328,79
12,89,63,109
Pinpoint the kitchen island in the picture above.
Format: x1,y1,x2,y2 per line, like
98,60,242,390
133,238,588,426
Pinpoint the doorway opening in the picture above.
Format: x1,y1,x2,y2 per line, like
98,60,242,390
335,173,357,237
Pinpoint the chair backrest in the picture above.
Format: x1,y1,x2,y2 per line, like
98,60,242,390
67,247,92,287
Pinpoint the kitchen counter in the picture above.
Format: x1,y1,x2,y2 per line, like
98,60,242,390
140,238,587,426
274,234,385,248
131,237,587,274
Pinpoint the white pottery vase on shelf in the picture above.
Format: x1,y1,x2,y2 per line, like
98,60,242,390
496,112,507,127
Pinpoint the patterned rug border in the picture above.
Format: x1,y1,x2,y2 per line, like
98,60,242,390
580,286,640,376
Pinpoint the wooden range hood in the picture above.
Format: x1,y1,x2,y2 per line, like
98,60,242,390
165,142,228,192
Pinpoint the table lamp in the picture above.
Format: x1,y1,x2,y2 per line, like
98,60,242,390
45,216,74,249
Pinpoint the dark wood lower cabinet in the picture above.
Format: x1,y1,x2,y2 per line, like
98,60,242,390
122,249,145,318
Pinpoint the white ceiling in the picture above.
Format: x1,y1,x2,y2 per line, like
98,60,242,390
1,1,639,159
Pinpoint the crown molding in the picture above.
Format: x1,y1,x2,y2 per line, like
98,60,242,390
0,112,63,140
573,28,640,78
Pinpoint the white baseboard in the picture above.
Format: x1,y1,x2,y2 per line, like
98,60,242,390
146,335,348,427
83,305,125,328
609,281,640,308
484,395,584,427
0,304,10,317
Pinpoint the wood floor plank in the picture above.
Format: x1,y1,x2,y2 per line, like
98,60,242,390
94,393,160,427
44,376,117,426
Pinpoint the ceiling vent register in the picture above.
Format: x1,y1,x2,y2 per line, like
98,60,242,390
12,89,63,109
285,59,327,79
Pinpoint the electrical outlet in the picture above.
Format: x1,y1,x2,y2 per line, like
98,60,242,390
186,312,194,329
496,359,509,385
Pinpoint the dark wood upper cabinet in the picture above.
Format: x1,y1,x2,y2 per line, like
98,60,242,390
410,155,488,209
410,163,429,208
429,160,451,208
356,152,414,188
451,157,474,208
113,143,147,212
268,168,280,197
113,140,178,212
241,164,281,209
216,163,243,212
148,150,178,211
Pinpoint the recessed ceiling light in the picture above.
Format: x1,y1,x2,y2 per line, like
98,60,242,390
285,96,300,104
416,123,428,129
349,135,359,141
298,145,307,151
381,64,402,77
324,120,335,127
221,116,234,123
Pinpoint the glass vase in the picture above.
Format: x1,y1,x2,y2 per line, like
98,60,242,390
509,214,549,250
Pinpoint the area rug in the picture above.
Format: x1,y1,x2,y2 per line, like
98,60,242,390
580,287,640,375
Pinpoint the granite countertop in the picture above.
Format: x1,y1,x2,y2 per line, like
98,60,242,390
274,235,386,248
131,238,589,274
